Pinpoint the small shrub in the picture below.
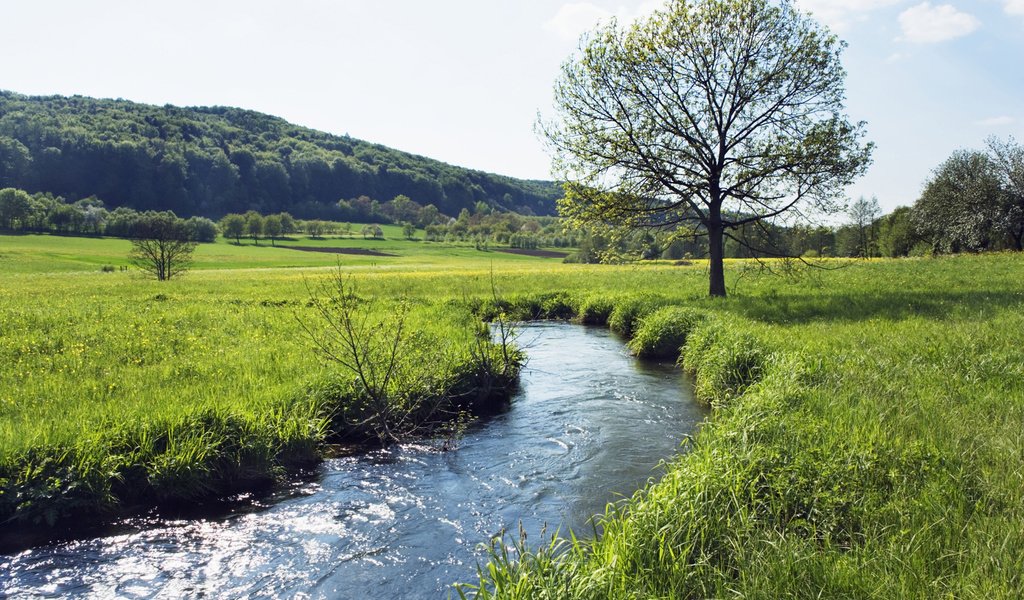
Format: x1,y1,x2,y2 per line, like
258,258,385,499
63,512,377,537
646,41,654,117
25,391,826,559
100,264,115,272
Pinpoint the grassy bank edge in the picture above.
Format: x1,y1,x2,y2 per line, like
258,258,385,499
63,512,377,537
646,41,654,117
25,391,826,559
454,291,1022,598
0,332,521,551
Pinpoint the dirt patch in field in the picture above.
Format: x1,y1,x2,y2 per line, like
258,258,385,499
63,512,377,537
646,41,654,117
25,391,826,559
496,248,570,259
279,245,397,257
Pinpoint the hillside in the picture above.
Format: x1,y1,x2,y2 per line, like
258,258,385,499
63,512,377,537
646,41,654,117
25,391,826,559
0,91,562,219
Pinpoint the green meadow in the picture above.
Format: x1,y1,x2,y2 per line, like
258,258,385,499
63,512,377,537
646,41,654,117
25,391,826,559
2,232,1023,597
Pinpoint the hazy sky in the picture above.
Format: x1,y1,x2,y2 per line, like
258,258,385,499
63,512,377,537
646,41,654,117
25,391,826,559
3,0,1023,212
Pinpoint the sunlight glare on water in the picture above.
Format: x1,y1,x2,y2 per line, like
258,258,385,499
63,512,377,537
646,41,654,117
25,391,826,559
0,323,706,599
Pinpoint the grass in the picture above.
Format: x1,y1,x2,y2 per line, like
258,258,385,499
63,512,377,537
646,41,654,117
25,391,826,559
457,253,1024,599
2,232,1024,597
0,229,563,274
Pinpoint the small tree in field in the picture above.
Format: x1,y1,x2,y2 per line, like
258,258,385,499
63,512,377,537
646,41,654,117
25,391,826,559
263,214,283,246
543,0,872,296
220,213,245,244
129,213,196,281
848,196,881,257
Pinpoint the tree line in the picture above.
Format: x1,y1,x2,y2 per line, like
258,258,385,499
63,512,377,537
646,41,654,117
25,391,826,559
0,91,562,220
0,187,217,242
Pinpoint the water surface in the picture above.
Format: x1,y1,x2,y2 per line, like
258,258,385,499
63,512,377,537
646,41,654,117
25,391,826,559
1,323,706,599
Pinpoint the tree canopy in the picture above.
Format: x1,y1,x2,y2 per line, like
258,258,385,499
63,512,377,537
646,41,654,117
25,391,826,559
0,91,562,220
544,0,872,296
913,140,1024,253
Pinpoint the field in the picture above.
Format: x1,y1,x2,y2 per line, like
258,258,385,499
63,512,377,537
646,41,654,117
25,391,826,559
2,232,1023,596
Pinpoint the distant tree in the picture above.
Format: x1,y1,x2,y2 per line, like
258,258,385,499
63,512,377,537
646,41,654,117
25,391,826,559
48,203,82,233
542,0,872,296
185,216,218,243
278,212,297,234
244,210,264,245
0,187,32,229
263,214,283,246
0,137,32,187
306,219,325,239
129,213,196,281
913,150,1006,253
848,196,881,257
80,205,108,234
390,194,417,222
876,206,919,257
402,221,416,240
220,213,246,244
418,204,441,228
340,222,352,238
986,137,1024,250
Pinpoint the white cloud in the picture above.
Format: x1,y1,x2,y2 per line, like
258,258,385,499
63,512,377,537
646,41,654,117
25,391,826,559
543,2,660,42
898,3,980,43
976,116,1017,127
1006,0,1024,16
794,0,906,32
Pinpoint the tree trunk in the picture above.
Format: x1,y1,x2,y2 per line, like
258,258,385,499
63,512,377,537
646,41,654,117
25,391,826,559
708,219,726,297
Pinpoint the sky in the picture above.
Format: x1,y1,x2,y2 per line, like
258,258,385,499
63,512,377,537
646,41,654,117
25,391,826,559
2,0,1023,213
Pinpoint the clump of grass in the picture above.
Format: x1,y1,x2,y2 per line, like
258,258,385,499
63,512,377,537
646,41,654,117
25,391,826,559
607,294,666,337
572,294,615,325
627,306,707,359
681,319,768,407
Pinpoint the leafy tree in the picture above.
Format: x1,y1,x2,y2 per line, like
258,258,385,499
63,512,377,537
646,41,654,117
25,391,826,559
913,150,1006,253
129,213,196,281
220,213,246,244
848,196,881,257
986,137,1024,250
185,216,218,243
306,219,325,239
0,187,32,229
402,221,416,240
0,137,32,187
876,206,918,257
244,210,264,245
542,0,872,296
418,203,441,227
263,214,283,246
278,212,297,234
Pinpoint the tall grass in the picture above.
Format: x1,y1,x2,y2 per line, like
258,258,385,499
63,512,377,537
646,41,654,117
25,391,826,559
458,254,1024,598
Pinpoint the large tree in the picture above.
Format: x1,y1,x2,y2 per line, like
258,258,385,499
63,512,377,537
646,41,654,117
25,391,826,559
543,0,872,296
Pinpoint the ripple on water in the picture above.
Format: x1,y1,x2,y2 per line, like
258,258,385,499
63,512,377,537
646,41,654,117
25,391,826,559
1,323,706,600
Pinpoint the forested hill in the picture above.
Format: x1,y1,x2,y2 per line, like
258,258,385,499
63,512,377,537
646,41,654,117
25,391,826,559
0,91,562,219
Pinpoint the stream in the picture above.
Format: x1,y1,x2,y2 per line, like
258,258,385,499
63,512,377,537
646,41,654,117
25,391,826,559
1,323,707,599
